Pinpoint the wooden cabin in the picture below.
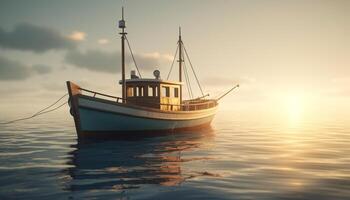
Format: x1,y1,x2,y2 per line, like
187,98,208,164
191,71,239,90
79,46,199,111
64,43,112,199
121,71,182,111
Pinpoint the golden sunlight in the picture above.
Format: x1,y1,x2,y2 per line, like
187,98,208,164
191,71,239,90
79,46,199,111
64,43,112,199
284,94,304,124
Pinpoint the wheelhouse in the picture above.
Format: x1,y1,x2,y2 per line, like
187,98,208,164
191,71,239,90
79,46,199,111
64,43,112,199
121,73,182,111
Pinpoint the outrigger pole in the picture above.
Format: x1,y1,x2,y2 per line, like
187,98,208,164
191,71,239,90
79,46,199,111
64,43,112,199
216,84,240,101
119,7,127,103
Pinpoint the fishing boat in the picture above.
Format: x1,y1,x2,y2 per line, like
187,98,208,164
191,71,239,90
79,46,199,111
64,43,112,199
66,9,238,138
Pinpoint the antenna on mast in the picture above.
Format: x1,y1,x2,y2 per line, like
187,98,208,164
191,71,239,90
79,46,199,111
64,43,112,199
122,6,124,20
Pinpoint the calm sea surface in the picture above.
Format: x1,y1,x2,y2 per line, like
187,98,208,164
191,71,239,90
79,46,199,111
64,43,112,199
0,110,350,199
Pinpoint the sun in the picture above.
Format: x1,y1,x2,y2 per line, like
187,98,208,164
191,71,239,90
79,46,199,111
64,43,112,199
285,94,304,123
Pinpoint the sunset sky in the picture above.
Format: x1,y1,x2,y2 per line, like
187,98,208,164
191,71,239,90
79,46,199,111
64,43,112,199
0,0,349,122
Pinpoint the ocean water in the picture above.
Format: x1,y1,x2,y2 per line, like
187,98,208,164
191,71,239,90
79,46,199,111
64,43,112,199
0,110,350,200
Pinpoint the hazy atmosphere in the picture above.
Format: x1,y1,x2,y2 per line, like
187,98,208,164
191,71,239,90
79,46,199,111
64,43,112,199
1,1,350,199
1,0,349,122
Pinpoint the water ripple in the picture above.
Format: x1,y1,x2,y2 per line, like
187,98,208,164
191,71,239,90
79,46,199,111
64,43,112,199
1,116,350,199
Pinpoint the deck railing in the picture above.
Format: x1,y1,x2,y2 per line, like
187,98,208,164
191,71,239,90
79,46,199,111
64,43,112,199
161,100,217,111
78,87,217,111
79,88,125,103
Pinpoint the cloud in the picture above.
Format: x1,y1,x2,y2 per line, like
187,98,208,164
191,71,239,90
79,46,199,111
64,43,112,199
0,23,76,53
31,64,52,74
65,49,171,73
68,31,86,41
134,52,164,70
0,56,31,80
98,38,109,45
204,76,255,87
65,50,121,72
0,56,52,80
141,52,174,62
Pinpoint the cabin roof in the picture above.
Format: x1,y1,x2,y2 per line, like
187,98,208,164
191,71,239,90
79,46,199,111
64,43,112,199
119,78,183,85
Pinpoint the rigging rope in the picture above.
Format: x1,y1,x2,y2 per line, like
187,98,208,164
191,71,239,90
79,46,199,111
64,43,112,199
183,60,193,98
0,93,68,124
166,45,179,80
125,36,143,78
33,93,68,116
33,101,68,116
182,43,205,96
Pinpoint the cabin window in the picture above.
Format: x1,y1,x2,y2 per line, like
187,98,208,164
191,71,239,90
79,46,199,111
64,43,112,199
139,86,144,96
148,86,154,97
127,87,134,97
154,86,158,97
162,86,170,97
135,87,139,96
174,88,179,98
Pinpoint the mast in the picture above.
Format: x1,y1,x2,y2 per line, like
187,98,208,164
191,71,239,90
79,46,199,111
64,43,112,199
119,7,127,103
178,27,183,103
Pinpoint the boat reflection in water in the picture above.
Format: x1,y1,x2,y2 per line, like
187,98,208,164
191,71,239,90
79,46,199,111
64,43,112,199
63,129,214,192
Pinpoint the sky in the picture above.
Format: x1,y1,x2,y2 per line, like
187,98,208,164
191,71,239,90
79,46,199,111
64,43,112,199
0,0,349,122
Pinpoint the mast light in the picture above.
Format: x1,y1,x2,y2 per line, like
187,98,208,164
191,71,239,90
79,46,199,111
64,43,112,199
119,20,126,29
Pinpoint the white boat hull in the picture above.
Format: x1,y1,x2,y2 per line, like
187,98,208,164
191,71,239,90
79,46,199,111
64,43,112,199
67,82,218,138
79,105,215,132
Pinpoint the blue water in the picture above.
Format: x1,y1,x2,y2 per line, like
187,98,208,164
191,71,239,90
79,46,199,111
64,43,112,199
1,111,350,199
